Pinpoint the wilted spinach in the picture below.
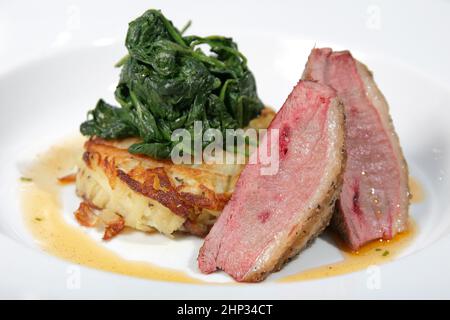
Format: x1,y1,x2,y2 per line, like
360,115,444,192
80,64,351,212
80,9,263,159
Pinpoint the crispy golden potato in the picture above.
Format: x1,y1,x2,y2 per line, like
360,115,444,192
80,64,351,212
75,108,275,238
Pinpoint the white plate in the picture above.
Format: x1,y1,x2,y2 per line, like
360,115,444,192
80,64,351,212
1,0,450,299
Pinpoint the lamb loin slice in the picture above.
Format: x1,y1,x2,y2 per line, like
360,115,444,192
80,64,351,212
303,48,409,250
198,80,346,282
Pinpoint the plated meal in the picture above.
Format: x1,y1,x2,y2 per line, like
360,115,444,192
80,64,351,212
20,9,419,283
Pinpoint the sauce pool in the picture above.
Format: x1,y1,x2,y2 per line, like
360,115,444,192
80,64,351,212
279,221,416,282
20,136,201,284
409,176,425,204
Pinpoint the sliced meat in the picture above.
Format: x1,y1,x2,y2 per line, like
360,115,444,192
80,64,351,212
198,80,346,282
303,48,409,250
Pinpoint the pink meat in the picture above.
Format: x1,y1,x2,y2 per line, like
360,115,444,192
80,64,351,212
198,80,345,282
303,48,410,250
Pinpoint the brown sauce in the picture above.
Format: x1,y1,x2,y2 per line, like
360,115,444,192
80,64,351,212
20,136,423,284
279,221,416,282
20,136,201,284
409,176,425,204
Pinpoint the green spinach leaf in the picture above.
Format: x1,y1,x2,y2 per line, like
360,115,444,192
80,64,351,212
80,9,263,159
